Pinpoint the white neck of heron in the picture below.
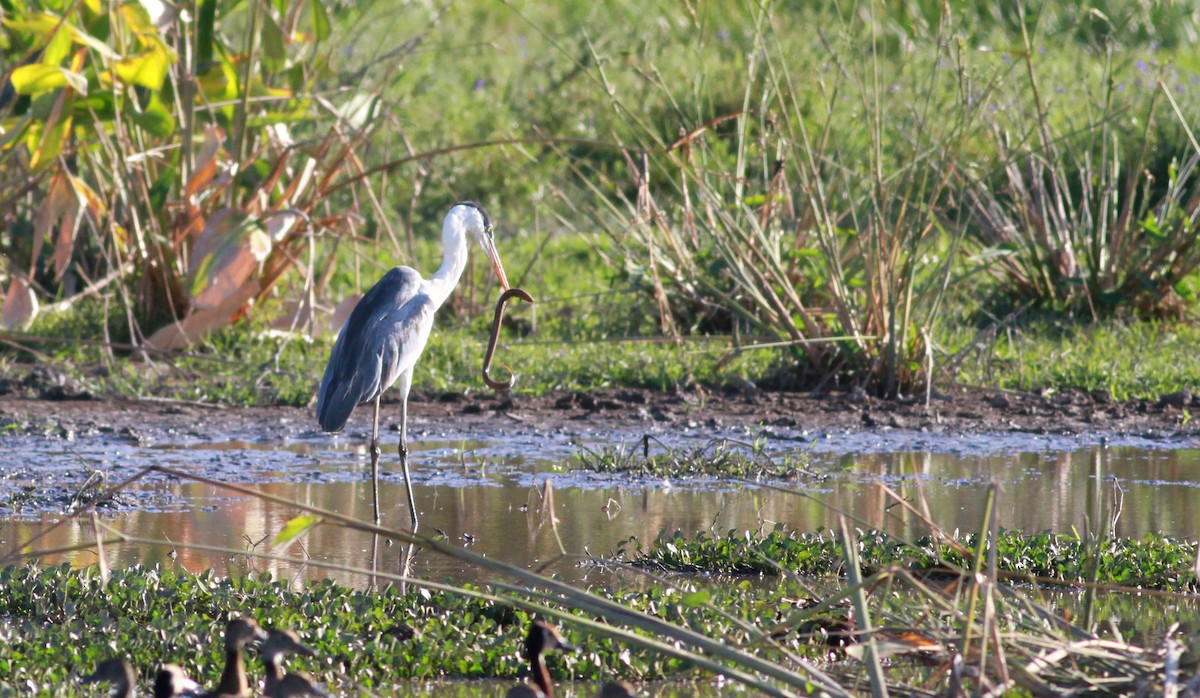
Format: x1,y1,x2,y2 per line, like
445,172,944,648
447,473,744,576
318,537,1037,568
424,226,470,308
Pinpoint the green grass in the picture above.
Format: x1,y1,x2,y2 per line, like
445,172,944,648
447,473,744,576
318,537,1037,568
948,319,1200,400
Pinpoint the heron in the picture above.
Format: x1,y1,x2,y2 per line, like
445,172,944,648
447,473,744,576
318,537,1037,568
317,202,511,528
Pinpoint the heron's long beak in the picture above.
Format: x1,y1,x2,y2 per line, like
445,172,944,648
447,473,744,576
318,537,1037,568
481,235,511,291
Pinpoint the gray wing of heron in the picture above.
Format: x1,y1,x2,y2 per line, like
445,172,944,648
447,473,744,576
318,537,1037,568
316,266,434,432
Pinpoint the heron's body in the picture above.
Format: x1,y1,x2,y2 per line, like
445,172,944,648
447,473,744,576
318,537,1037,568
316,266,430,432
317,202,510,527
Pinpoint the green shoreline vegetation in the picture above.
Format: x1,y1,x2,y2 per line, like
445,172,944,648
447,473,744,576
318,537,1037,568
4,1,1200,695
0,2,1198,405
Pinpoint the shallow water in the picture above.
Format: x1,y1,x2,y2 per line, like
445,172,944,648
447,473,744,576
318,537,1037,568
1,424,1198,589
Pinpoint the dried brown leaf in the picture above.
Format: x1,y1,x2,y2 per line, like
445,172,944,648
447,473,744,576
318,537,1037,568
2,277,39,329
187,208,271,310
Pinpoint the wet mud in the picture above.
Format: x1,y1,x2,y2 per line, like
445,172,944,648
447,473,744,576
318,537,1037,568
1,386,1197,519
1,384,1196,444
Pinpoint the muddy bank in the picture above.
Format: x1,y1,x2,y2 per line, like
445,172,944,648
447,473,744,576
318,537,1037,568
0,384,1196,443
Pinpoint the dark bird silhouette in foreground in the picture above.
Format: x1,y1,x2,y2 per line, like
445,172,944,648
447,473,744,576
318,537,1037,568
261,629,325,698
82,658,136,698
202,617,268,697
505,620,577,698
153,663,199,698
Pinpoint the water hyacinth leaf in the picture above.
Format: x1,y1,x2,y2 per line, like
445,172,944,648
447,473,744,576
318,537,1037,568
274,514,323,549
187,209,271,309
2,277,38,330
680,589,711,607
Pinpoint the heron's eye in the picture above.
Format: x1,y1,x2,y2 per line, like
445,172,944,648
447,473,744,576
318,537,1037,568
486,225,494,238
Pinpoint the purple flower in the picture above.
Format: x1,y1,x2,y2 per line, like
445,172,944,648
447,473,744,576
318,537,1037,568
472,78,486,91
717,30,729,42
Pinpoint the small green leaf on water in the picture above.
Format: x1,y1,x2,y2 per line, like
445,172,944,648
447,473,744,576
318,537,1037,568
681,589,710,606
275,514,322,547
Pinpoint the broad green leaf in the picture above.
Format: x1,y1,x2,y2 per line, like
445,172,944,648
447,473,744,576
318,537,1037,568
680,589,711,606
129,92,175,137
309,0,331,40
274,514,323,548
197,0,216,66
260,12,287,73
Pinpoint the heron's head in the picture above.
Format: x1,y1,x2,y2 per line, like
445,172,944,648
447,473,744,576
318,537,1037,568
446,201,510,290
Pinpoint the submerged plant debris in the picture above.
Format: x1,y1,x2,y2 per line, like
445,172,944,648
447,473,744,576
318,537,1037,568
575,437,815,480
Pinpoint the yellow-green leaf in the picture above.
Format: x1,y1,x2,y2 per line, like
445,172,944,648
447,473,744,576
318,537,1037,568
29,91,73,170
114,45,175,90
1,13,64,38
274,514,322,548
11,64,66,94
41,22,72,66
70,26,120,60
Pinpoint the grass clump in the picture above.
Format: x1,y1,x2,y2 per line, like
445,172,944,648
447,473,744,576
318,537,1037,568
628,527,1200,591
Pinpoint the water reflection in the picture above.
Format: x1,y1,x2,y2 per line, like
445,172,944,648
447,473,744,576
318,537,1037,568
3,435,1200,589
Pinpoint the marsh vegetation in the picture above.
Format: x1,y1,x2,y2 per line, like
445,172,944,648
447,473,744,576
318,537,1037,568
2,0,1200,695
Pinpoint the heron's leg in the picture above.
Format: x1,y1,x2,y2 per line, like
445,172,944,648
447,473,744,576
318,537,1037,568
370,396,382,524
398,370,418,530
